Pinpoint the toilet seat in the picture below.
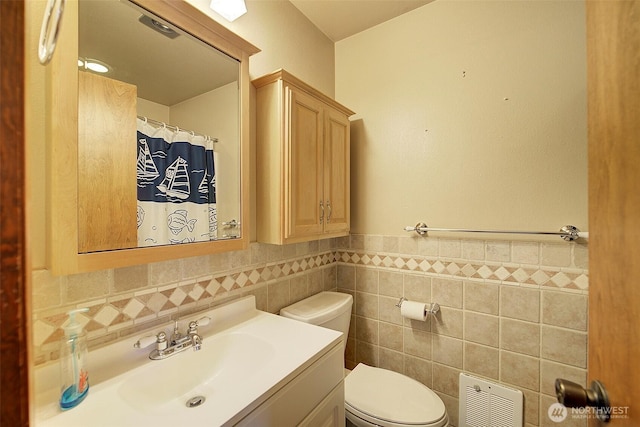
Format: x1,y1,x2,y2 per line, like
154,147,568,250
345,364,448,427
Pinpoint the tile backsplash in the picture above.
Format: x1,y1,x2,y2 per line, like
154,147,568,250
32,239,339,365
32,234,589,427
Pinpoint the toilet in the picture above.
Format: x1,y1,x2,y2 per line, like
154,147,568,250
280,291,449,427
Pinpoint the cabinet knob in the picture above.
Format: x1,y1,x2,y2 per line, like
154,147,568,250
326,200,332,222
319,201,324,224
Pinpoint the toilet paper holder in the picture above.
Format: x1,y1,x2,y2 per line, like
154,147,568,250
395,297,440,316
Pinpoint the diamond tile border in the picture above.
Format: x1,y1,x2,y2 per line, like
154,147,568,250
334,250,588,291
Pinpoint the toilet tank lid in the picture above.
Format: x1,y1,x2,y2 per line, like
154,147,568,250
280,291,352,325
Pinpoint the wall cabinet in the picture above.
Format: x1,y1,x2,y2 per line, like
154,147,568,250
254,70,355,245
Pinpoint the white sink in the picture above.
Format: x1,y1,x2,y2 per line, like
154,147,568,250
118,332,276,412
35,296,342,426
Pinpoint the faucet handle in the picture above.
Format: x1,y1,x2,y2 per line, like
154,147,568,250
156,331,168,350
188,316,211,332
134,331,167,350
188,320,198,333
196,316,211,327
134,335,157,349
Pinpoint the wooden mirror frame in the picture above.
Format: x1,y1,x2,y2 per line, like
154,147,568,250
46,0,259,275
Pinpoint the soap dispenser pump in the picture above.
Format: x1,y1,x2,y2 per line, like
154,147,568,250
59,308,90,410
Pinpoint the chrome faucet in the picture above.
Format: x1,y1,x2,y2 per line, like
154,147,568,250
170,320,184,345
134,316,210,360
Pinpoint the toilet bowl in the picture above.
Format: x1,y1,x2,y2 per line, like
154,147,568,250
280,291,449,427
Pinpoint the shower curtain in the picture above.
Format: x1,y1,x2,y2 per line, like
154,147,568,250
136,118,217,246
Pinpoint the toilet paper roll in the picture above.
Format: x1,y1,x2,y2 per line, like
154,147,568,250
400,300,427,321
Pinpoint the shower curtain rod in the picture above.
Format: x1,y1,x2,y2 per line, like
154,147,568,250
404,223,588,242
137,116,218,143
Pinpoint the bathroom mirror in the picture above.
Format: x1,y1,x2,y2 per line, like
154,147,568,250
78,0,241,251
46,0,259,274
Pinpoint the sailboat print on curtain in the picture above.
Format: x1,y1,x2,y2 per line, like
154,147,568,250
136,118,217,247
157,156,190,200
137,138,160,183
198,170,211,196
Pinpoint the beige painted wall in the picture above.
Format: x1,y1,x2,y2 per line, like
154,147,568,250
336,0,588,237
186,0,335,95
137,98,169,122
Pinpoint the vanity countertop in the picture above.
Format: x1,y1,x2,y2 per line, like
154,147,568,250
34,296,342,426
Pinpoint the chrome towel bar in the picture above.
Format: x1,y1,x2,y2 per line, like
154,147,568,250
404,223,588,242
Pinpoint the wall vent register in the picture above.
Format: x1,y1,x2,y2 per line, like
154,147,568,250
459,373,523,427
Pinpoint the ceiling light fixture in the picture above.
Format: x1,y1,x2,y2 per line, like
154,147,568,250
209,0,247,22
78,58,111,74
138,15,180,39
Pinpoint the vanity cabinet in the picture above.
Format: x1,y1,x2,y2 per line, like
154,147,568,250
254,70,355,245
235,339,345,426
299,384,345,426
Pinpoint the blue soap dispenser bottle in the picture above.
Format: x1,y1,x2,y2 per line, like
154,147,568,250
59,308,90,410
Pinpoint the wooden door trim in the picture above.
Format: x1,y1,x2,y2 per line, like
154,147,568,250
587,1,640,425
0,0,31,425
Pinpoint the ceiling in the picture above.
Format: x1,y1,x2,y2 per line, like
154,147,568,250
288,0,433,42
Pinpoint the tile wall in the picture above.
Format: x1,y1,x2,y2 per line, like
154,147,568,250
32,233,589,427
31,240,339,366
336,234,589,427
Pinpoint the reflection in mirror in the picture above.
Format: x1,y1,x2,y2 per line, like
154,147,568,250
77,0,241,253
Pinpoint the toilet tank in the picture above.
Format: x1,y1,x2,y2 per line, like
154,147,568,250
280,292,352,351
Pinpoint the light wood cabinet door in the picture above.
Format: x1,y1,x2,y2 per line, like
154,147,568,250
78,72,138,252
286,87,325,240
323,106,350,235
254,69,355,245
